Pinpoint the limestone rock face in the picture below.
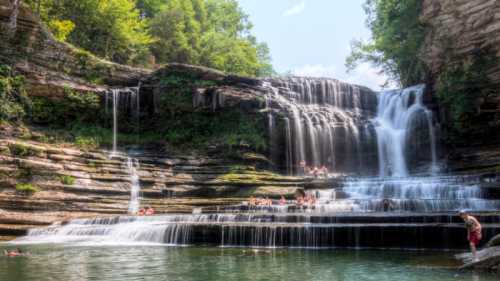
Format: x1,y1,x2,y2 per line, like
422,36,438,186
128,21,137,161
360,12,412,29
0,0,150,95
421,0,500,86
421,0,500,169
0,128,312,238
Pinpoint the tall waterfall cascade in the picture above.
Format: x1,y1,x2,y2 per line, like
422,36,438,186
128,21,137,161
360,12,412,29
374,85,438,177
263,77,378,175
105,86,142,214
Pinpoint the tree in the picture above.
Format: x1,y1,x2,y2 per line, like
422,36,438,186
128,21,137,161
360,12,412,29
150,0,201,64
23,0,275,75
346,0,427,87
26,0,152,65
150,0,274,77
136,0,166,18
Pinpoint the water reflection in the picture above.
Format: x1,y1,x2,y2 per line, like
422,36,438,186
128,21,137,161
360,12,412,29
0,246,497,281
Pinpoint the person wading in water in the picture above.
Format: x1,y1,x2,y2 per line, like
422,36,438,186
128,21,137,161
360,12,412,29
459,210,482,262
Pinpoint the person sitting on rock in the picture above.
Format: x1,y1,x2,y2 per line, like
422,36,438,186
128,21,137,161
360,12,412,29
279,195,287,206
249,196,256,206
299,160,307,175
265,197,272,206
311,167,320,178
137,208,146,216
320,166,329,178
382,199,395,212
145,207,155,216
459,210,482,262
304,166,311,176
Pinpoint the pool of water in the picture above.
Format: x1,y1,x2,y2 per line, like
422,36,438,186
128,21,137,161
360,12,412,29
0,245,496,281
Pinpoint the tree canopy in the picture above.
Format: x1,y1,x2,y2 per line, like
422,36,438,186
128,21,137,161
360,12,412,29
345,0,426,87
24,0,274,77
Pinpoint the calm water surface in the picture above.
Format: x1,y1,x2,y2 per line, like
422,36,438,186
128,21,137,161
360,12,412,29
0,245,496,281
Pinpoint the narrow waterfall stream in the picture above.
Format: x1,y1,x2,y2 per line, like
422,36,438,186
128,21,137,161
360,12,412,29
107,87,143,213
127,157,141,214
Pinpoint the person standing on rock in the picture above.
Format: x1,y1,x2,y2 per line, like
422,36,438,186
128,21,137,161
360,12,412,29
459,210,482,262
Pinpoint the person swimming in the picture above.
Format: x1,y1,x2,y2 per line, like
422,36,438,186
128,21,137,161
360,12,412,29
4,248,30,257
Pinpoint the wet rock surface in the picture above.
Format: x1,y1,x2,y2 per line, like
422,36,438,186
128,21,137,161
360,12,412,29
0,134,313,238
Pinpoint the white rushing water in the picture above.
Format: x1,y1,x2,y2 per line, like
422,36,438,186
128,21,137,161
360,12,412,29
111,89,119,155
263,77,377,175
373,85,438,177
107,86,141,155
127,157,141,214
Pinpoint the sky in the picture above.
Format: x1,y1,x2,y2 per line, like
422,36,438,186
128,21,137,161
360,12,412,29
237,0,387,90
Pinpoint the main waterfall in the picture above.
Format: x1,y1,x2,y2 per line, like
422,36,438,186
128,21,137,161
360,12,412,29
263,77,378,175
263,78,437,177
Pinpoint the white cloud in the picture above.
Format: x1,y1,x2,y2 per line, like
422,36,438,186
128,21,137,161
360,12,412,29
283,1,306,17
292,63,392,91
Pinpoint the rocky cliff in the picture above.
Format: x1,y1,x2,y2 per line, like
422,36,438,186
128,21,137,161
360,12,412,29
421,0,500,171
0,123,312,239
421,0,500,86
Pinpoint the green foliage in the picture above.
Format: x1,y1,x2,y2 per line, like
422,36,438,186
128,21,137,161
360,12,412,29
26,0,274,74
30,89,100,125
15,183,40,194
9,143,32,157
0,65,31,122
28,0,153,65
48,19,75,42
436,49,497,139
160,109,267,152
59,175,76,185
346,0,427,86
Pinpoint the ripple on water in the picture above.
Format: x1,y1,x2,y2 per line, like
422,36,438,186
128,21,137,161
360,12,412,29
0,246,497,281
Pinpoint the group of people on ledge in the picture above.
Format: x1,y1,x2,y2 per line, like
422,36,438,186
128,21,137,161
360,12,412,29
299,160,329,178
248,191,317,208
136,206,155,216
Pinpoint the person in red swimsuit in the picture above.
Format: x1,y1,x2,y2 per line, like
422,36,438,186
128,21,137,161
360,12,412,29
459,210,482,262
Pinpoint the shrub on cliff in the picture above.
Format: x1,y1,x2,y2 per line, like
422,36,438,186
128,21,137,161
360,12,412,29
59,175,76,185
436,48,498,142
30,89,101,125
0,64,31,122
15,183,40,195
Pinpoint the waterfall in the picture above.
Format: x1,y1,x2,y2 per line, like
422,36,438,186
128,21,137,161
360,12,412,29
107,87,141,155
111,89,119,155
373,85,437,177
263,77,378,175
127,158,141,214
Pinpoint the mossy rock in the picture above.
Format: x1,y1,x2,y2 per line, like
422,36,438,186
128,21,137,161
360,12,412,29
15,183,40,195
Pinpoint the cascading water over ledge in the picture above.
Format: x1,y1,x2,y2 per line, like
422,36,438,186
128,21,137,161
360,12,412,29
262,79,438,176
11,213,500,249
373,85,438,177
262,77,379,175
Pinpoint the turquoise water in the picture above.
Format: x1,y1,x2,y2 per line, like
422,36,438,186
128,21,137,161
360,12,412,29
0,245,497,281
